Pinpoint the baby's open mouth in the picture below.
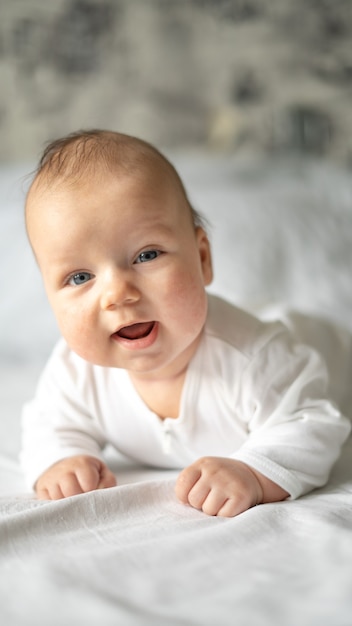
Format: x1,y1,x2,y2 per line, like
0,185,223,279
116,322,155,340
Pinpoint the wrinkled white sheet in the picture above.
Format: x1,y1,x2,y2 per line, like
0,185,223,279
1,156,352,626
1,445,352,626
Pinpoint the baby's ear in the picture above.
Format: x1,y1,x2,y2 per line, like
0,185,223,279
196,227,213,286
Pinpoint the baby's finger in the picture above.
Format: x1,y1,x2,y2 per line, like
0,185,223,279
187,481,211,510
36,485,51,500
216,494,253,518
97,465,117,490
175,465,202,503
36,479,65,500
46,483,65,500
75,462,101,493
59,472,86,498
199,489,228,517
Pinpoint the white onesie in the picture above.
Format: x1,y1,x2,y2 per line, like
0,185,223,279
20,295,351,496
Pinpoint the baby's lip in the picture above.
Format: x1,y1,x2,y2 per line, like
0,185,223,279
114,321,155,341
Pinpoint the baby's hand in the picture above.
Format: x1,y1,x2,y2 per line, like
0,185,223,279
175,456,287,517
35,455,117,500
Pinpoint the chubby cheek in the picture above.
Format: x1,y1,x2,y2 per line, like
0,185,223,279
52,302,100,362
159,266,208,333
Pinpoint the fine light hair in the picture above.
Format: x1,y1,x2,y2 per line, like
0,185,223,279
29,129,206,230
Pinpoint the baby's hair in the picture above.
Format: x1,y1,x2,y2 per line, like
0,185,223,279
32,129,206,230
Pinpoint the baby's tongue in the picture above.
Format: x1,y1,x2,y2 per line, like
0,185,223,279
118,322,154,340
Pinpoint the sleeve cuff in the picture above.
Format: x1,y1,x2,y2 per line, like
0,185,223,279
231,449,303,499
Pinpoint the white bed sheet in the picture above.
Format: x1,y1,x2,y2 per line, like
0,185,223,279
1,155,352,626
1,446,352,626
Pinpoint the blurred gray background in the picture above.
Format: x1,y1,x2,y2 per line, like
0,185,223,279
0,0,351,165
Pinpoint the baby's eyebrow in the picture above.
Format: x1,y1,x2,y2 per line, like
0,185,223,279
133,224,176,240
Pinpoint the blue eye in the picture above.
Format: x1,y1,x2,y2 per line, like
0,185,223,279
135,250,160,264
68,272,93,286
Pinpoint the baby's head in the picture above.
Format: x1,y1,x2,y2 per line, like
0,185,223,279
25,130,213,378
26,129,204,231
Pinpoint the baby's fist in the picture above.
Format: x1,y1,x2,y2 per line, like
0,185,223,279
175,457,263,517
35,455,117,500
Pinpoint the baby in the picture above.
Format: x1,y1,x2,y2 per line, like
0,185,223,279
21,129,351,517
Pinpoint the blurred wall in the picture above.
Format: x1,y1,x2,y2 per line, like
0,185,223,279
0,0,351,163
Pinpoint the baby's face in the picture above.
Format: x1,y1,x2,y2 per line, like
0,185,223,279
26,167,212,381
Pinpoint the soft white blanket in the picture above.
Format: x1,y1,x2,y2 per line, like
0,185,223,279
1,156,352,626
1,442,352,626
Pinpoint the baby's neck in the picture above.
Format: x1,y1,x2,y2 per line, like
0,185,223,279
129,369,187,420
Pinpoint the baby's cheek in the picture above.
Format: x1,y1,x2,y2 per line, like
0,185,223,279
167,277,207,330
184,268,208,307
170,264,206,298
56,306,93,355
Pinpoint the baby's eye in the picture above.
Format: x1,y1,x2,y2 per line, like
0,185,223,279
68,272,93,286
135,250,161,264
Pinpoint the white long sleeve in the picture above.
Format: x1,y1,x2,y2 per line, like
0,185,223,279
20,295,351,493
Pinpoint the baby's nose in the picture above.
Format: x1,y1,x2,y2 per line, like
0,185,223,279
100,271,140,310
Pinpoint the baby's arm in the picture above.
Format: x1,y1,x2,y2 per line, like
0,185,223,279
175,456,288,517
35,455,117,500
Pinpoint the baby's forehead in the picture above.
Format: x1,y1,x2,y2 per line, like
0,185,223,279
32,150,181,193
26,160,187,220
25,142,196,239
